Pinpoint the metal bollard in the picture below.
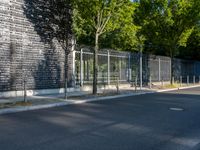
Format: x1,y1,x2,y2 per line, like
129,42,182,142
187,75,189,86
161,78,164,87
172,76,174,85
135,76,137,92
193,76,195,85
180,76,182,87
23,79,27,102
116,76,119,94
149,76,152,89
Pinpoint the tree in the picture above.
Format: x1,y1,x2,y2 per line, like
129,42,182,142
179,25,200,60
73,0,135,94
134,0,200,83
100,3,139,52
24,0,73,98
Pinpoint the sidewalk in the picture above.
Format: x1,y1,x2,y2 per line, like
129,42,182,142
0,84,200,115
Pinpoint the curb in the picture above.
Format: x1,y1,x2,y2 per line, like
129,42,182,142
0,92,153,115
156,84,200,92
0,85,199,115
0,102,68,115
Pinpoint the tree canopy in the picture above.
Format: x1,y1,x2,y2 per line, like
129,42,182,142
73,0,139,51
134,0,200,58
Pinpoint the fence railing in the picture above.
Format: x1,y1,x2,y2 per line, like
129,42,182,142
74,48,200,89
75,48,131,86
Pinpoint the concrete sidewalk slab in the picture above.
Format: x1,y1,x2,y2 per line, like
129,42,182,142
0,84,200,115
156,84,200,92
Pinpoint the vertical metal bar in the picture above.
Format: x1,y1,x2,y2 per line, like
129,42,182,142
158,58,161,82
72,51,76,87
187,75,189,86
72,38,76,88
87,61,89,81
128,53,131,82
80,49,83,86
107,50,110,85
193,75,195,85
119,58,122,81
83,60,86,80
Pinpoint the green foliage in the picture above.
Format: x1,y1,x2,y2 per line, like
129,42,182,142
73,0,200,60
134,0,200,57
73,0,138,51
179,25,200,60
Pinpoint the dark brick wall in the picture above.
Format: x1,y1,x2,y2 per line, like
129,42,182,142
0,0,73,92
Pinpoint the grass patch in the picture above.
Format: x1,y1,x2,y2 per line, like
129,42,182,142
162,83,180,89
0,101,32,109
14,101,32,106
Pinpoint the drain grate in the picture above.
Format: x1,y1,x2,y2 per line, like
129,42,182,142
169,107,184,111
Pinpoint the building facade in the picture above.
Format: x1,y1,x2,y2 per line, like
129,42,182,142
0,0,74,97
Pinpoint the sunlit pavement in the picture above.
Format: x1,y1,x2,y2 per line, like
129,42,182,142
0,87,200,150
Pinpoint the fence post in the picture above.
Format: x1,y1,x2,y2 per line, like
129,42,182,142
86,61,89,81
128,53,131,82
172,76,174,85
102,71,106,91
158,58,161,82
80,49,83,86
72,40,76,88
193,75,195,85
107,50,110,85
187,75,189,86
119,58,122,81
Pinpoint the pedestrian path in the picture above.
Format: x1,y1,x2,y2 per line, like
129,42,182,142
0,84,200,115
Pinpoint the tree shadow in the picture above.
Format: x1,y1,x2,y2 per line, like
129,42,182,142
23,0,73,91
33,42,63,90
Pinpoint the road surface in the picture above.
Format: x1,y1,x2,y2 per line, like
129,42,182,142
0,87,200,150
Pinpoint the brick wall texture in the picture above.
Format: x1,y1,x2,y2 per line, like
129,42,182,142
0,0,73,92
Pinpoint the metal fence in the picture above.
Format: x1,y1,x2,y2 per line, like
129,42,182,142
74,48,200,88
142,55,171,83
75,48,131,86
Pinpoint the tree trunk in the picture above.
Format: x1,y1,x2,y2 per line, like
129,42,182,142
93,33,99,94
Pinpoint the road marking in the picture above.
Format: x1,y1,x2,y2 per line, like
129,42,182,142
169,107,184,111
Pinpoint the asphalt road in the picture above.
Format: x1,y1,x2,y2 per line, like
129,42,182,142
1,87,200,150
